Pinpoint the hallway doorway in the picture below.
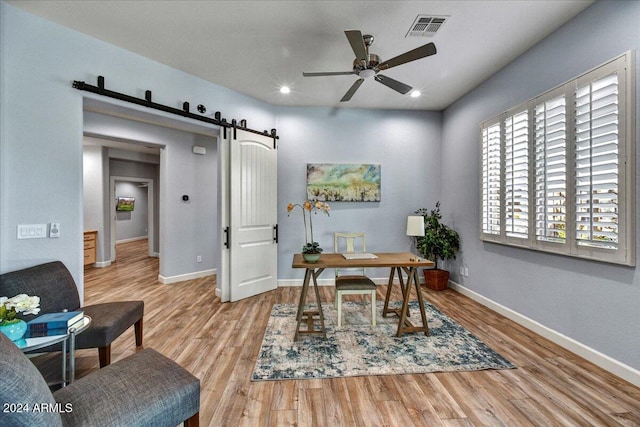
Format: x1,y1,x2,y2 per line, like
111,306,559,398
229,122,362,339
111,176,155,262
81,98,219,284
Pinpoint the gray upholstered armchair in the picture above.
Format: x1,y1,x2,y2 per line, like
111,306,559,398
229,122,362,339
0,261,143,367
0,332,200,426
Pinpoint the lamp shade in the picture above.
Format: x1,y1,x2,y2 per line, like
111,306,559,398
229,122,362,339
406,216,425,237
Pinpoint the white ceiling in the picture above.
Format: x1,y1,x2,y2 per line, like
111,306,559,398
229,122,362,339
8,0,594,110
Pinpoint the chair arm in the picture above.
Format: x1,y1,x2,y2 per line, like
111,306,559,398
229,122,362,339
53,349,199,427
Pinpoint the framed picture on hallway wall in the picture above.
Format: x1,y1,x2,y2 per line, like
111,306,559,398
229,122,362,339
116,197,136,211
306,163,381,202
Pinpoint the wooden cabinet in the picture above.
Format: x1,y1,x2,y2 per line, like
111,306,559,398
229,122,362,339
84,231,97,266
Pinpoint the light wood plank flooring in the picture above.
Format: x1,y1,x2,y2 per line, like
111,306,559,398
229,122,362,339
45,240,640,426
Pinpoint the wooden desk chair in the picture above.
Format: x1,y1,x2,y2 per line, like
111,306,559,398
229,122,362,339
334,232,377,327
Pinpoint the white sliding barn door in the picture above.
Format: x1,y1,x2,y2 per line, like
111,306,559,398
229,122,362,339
228,128,278,301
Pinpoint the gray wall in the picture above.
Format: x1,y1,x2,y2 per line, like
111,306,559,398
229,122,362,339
276,106,442,281
441,0,640,371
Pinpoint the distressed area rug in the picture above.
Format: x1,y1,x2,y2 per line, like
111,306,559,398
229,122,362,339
252,301,514,381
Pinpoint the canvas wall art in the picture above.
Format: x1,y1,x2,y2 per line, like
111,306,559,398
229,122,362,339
307,163,381,202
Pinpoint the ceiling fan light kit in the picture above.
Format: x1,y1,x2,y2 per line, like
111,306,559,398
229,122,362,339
303,29,437,102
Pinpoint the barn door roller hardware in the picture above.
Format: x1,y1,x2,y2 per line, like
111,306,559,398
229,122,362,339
72,76,279,145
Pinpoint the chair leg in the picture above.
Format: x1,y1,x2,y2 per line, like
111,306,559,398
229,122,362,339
337,291,342,328
98,345,111,368
184,412,199,427
134,317,143,347
371,290,376,326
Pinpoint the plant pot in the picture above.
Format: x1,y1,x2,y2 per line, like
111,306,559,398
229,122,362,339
0,319,27,341
303,253,321,263
423,269,449,291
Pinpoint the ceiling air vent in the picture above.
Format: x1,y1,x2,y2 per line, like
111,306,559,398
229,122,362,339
406,15,448,38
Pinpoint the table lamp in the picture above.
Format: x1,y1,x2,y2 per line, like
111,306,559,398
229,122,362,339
406,215,425,237
407,215,425,261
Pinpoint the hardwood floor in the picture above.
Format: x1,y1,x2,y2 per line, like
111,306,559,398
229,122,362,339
65,240,640,426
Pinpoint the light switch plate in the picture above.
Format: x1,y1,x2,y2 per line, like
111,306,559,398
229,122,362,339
17,224,47,239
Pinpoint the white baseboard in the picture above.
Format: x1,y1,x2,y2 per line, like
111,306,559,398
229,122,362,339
92,260,112,268
158,268,216,285
449,280,640,388
116,236,148,244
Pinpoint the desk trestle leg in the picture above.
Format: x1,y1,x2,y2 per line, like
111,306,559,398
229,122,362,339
382,267,411,318
294,267,327,341
396,268,429,337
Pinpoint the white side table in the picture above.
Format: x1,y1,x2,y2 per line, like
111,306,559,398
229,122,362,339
18,315,92,387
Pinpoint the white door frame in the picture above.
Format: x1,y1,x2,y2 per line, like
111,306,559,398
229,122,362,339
110,176,155,261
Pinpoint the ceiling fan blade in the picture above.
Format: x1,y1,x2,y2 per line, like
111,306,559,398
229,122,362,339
374,75,412,94
377,42,437,71
340,78,364,102
345,30,368,63
303,71,355,77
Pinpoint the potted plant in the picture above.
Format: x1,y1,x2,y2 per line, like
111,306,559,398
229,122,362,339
0,293,40,341
287,200,331,263
415,202,460,290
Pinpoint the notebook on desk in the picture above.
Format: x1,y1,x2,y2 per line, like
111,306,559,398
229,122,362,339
342,253,378,260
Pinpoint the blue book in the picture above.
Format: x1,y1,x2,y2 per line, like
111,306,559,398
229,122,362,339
24,327,68,338
27,311,84,331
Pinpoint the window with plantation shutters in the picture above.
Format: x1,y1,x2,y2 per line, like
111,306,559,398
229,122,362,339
482,122,501,236
479,52,634,266
575,72,619,249
535,94,567,243
505,111,529,239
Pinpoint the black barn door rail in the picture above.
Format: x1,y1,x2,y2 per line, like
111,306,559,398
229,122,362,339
72,76,278,145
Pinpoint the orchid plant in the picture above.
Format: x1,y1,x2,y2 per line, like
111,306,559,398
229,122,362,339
0,294,40,326
287,200,331,254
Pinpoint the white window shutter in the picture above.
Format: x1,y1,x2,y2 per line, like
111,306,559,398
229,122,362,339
482,123,501,235
535,95,567,243
575,72,619,249
505,111,529,239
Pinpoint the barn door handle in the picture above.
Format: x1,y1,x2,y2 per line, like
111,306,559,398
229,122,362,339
223,227,230,249
273,224,278,244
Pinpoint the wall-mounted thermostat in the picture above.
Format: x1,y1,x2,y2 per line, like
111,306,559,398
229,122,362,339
192,145,206,155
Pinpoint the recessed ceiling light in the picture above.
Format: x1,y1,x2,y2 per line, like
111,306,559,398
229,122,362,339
410,90,421,98
280,86,291,94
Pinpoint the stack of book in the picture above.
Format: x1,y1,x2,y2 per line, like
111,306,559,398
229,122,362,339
25,310,84,338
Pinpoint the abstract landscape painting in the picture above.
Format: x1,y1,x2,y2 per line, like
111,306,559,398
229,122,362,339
307,163,381,202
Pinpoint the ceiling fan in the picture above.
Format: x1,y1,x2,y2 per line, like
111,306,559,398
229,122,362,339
303,30,437,102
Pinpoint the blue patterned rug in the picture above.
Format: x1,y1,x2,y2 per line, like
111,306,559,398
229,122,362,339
252,301,514,381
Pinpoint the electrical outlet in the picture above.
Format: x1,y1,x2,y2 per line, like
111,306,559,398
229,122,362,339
464,267,469,277
459,267,464,276
49,222,60,238
196,255,202,263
